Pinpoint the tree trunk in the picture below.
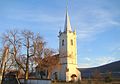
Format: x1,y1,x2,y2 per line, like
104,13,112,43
47,71,51,79
25,58,29,80
24,38,29,84
0,47,9,84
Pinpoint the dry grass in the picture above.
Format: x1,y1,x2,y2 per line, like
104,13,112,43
52,79,120,84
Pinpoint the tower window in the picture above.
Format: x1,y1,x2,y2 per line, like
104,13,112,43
62,39,64,46
71,39,73,45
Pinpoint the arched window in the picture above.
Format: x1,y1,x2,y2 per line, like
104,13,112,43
62,39,64,46
71,39,73,45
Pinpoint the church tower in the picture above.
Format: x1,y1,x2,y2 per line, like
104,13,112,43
58,10,81,81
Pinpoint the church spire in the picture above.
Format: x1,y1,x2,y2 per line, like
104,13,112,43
64,4,72,32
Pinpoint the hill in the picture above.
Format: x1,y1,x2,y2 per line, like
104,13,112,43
79,60,120,78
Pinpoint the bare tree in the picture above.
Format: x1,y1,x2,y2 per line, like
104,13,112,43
21,30,45,81
1,29,59,82
35,48,60,79
21,30,34,80
105,71,112,83
2,30,25,72
0,30,26,84
43,48,60,79
1,29,45,83
0,46,9,84
93,69,101,84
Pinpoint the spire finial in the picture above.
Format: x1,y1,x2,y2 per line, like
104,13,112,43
66,0,68,11
64,0,72,32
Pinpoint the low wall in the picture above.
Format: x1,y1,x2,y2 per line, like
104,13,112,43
20,78,51,84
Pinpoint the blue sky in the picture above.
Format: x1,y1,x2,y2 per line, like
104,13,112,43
0,0,120,68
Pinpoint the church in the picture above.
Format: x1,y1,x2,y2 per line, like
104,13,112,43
51,9,81,82
35,7,81,82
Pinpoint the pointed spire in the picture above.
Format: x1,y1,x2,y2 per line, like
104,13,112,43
64,8,72,32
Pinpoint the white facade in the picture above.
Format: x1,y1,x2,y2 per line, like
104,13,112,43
57,10,81,82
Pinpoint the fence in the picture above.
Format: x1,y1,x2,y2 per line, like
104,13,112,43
19,78,51,84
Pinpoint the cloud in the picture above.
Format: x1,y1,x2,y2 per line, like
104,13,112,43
95,56,118,66
76,9,120,41
4,10,63,23
84,57,91,61
78,63,92,68
78,56,119,68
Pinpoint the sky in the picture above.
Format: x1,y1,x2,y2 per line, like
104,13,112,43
0,0,120,68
